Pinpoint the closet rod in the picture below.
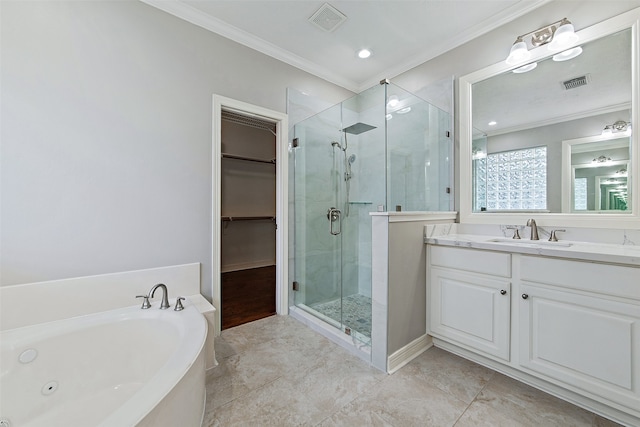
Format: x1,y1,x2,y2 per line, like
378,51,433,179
222,153,276,164
221,216,276,222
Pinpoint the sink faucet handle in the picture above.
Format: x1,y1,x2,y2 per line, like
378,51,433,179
136,295,151,309
174,297,185,311
506,226,521,239
548,229,566,242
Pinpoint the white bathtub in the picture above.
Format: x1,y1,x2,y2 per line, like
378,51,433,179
0,301,207,427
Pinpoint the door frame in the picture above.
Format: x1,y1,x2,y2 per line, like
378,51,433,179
212,95,289,335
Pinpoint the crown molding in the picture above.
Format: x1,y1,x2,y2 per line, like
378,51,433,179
140,0,361,92
141,0,550,94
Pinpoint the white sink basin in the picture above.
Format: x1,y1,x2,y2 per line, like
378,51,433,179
487,238,573,247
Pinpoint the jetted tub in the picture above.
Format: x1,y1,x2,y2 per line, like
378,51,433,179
0,301,207,427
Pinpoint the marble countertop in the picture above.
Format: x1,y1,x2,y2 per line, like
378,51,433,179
425,233,640,267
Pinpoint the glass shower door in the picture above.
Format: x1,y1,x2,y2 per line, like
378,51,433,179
292,113,345,333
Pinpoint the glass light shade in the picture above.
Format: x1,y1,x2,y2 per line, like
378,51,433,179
552,46,582,61
506,39,531,65
512,62,538,73
548,21,578,51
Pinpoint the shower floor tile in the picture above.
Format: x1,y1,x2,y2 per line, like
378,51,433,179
310,294,372,338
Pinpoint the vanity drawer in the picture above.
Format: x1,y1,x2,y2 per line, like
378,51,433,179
520,256,640,301
430,246,511,278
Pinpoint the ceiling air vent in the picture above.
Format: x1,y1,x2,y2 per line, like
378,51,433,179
309,3,347,32
562,74,590,90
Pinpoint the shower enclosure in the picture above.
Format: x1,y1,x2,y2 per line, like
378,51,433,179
290,81,451,359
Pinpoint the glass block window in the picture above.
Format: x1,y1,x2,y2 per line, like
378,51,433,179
475,146,547,211
574,177,587,210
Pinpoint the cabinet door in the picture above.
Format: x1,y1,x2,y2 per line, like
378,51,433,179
429,267,511,361
519,284,640,412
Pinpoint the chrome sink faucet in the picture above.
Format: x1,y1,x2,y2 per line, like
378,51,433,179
149,283,171,309
526,218,539,240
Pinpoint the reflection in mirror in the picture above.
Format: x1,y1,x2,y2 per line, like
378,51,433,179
562,135,630,212
471,28,632,214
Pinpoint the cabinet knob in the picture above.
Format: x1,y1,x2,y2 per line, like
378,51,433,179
521,293,529,300
500,289,507,295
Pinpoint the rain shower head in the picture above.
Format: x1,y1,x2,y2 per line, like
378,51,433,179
341,122,377,135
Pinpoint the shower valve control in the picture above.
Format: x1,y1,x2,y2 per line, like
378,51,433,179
327,207,341,235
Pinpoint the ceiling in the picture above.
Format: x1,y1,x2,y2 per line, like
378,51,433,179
141,0,550,92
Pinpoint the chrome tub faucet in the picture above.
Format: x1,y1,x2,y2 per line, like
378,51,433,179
149,283,171,309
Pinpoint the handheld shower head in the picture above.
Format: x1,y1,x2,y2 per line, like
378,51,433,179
348,154,356,164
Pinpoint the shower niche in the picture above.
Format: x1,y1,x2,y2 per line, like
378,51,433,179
289,81,452,365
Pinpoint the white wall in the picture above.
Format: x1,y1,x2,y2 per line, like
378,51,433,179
4,0,640,301
0,0,353,299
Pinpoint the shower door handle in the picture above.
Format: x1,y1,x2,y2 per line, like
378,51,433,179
327,207,341,235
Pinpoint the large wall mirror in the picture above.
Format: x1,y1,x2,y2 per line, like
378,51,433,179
459,8,639,228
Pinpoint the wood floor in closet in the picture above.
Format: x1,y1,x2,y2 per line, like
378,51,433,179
221,265,276,329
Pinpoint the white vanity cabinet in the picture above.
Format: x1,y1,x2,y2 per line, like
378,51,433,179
427,246,511,361
518,256,640,415
426,243,640,425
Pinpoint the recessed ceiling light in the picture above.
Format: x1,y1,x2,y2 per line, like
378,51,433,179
397,107,412,114
357,49,371,59
488,121,497,126
386,114,393,120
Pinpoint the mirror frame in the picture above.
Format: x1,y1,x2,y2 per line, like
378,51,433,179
459,8,640,228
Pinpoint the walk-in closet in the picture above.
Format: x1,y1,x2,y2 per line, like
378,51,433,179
220,110,277,329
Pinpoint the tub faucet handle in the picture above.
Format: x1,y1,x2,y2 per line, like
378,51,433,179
136,295,151,309
174,297,185,311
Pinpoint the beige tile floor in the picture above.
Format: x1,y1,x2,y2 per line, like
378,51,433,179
204,315,622,427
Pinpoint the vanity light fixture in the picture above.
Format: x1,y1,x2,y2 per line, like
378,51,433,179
505,18,579,65
602,120,632,136
592,155,612,164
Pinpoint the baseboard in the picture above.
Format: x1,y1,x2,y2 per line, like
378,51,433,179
387,334,433,374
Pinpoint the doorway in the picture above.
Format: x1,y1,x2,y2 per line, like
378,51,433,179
212,95,288,334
